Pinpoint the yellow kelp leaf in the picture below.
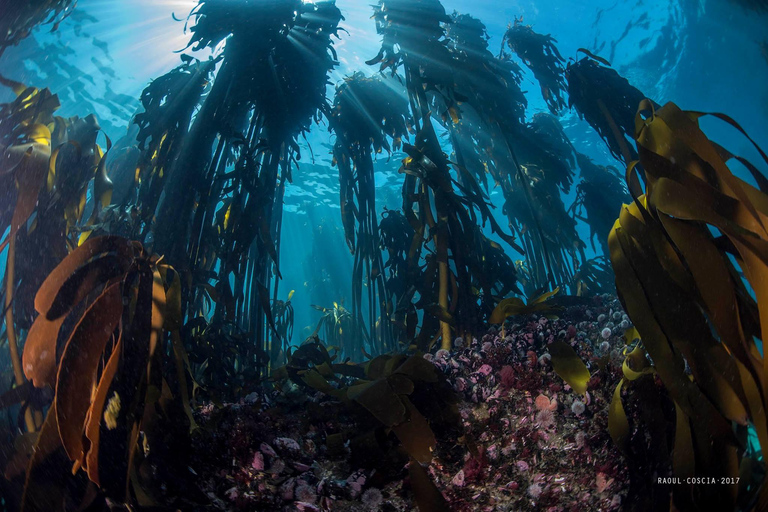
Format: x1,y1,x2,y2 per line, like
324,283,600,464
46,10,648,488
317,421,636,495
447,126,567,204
548,340,590,394
607,379,629,454
28,123,51,145
622,325,640,345
408,458,449,512
489,288,561,324
392,397,436,464
622,343,653,381
347,378,406,427
300,369,334,394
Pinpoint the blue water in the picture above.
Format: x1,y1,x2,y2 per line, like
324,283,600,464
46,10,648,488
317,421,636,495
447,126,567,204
2,0,767,344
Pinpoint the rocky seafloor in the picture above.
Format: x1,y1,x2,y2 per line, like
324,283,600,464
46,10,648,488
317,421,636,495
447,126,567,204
189,296,641,511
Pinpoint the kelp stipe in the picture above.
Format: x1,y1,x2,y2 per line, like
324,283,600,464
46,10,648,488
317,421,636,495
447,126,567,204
368,1,520,351
608,101,768,511
330,73,410,357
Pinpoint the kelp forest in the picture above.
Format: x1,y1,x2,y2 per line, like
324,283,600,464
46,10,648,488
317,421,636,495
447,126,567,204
0,0,767,511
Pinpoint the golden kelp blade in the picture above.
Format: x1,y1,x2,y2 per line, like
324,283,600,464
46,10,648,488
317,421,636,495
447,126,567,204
548,339,590,394
608,101,768,510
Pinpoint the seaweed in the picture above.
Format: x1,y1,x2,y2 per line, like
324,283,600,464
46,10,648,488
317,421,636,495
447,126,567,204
146,0,344,378
0,0,76,57
443,14,582,294
566,52,657,163
608,100,768,510
272,339,461,508
18,236,199,510
0,79,113,432
502,18,567,114
369,0,520,350
330,73,410,356
570,152,631,256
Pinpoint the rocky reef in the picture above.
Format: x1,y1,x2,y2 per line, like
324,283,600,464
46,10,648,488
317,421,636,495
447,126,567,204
189,295,634,511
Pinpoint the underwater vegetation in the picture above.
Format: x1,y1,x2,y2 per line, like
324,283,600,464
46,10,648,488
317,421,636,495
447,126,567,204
0,0,767,511
0,0,75,57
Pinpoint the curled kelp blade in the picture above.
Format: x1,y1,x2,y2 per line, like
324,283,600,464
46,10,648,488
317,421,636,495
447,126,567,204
607,379,630,454
547,340,590,394
55,281,123,464
489,287,561,324
33,235,135,320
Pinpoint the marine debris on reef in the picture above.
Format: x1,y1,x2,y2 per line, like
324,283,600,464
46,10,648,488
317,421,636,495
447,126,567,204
190,296,631,511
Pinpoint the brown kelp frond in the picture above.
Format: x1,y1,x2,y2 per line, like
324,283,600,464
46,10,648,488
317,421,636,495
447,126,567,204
331,72,410,159
516,113,577,194
131,57,214,231
569,256,616,297
489,288,562,324
311,302,361,360
0,0,76,55
0,81,115,433
329,73,409,354
566,53,656,163
367,0,452,78
501,162,584,290
272,339,460,511
183,316,263,402
571,152,630,255
446,13,527,129
502,18,567,114
608,101,768,510
19,236,199,510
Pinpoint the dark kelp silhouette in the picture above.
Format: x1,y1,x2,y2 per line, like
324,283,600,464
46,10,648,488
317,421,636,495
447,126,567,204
368,0,520,351
444,14,583,294
148,0,344,379
0,0,75,57
330,73,410,356
566,51,657,163
571,152,631,256
502,18,567,114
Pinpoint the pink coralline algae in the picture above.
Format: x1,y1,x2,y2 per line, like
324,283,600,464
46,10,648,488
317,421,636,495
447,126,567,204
499,365,515,389
477,364,493,376
534,394,557,412
251,451,264,471
188,294,631,512
452,469,466,487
